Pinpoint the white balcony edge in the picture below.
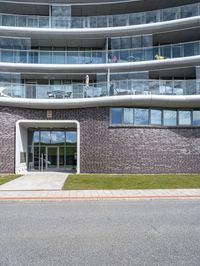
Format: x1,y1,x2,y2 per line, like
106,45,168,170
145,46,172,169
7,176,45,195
1,95,200,109
0,16,199,38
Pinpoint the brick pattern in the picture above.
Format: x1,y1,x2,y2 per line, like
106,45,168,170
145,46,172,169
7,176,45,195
0,106,200,174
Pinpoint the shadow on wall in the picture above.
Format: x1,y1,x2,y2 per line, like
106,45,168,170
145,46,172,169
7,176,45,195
169,127,200,139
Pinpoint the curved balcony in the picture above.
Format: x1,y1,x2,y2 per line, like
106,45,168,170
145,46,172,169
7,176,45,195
0,79,198,100
0,40,200,66
0,79,200,109
0,3,199,29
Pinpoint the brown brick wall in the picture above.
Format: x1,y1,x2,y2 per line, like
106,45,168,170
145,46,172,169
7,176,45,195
0,106,200,174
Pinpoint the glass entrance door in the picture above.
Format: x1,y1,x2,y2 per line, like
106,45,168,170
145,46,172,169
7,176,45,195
47,146,58,169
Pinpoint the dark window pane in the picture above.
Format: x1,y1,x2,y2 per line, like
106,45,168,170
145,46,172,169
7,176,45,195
111,108,123,124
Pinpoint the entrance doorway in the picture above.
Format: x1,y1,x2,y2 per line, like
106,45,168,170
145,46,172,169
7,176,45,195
29,129,77,171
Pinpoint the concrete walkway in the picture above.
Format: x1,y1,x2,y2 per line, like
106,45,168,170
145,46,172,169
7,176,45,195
0,188,200,201
0,172,68,191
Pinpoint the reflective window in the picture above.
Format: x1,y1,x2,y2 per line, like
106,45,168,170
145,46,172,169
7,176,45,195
111,108,123,124
124,108,134,124
134,109,149,125
150,109,162,125
33,131,40,143
51,131,65,144
193,111,200,126
179,111,191,125
163,110,177,126
66,132,77,144
40,131,51,144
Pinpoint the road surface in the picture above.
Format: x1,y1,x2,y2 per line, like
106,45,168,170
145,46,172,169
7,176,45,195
0,200,199,266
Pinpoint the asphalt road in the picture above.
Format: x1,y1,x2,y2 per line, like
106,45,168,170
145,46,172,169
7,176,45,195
0,200,200,266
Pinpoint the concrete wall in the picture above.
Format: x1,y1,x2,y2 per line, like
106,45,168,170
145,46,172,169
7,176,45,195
0,106,200,174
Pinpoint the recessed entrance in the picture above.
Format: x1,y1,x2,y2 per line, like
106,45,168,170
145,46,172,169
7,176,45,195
29,129,77,171
15,120,80,174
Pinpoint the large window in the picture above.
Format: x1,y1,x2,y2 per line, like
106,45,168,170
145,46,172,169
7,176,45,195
110,108,200,127
28,129,77,171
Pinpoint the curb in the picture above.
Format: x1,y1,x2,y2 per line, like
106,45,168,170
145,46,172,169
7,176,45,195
0,195,200,201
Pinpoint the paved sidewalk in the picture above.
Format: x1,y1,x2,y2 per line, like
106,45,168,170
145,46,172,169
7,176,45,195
0,172,68,191
0,189,200,201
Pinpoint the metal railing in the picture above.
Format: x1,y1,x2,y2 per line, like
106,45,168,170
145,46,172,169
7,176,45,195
0,79,199,99
0,2,199,29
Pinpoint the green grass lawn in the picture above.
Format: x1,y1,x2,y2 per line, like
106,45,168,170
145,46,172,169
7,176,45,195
63,174,200,190
0,175,20,186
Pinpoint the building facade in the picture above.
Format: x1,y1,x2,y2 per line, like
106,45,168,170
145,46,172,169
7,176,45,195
0,0,200,174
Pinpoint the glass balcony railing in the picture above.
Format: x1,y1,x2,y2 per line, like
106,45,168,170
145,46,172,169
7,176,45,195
0,79,199,99
0,2,199,29
0,40,200,64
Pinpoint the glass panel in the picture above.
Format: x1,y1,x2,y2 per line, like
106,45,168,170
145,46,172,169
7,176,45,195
53,51,65,64
66,132,77,144
59,147,65,168
40,131,51,144
2,15,15,26
179,111,191,125
184,43,195,57
48,147,58,168
150,109,162,125
51,131,65,144
124,108,133,124
65,146,76,167
1,50,13,62
193,111,200,126
40,51,51,64
34,146,40,170
163,110,177,126
33,131,40,144
134,109,149,125
111,108,123,124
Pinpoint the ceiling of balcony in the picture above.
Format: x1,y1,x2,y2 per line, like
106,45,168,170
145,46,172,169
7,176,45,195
0,0,199,16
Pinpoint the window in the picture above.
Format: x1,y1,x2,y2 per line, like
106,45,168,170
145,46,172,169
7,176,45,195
134,109,149,125
51,131,65,144
40,131,51,144
66,132,77,144
163,110,177,126
124,108,134,124
110,108,200,127
179,111,191,126
193,111,200,126
111,108,123,124
150,109,162,125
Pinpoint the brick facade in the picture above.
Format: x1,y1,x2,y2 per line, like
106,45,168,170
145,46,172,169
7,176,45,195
0,106,200,174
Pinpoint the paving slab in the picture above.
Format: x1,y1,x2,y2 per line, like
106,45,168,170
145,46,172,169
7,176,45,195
0,188,200,201
0,172,68,191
